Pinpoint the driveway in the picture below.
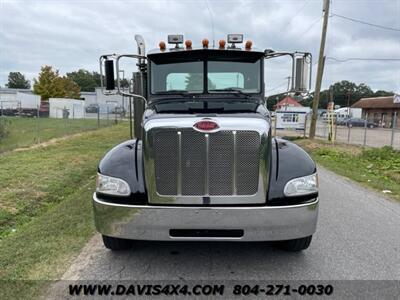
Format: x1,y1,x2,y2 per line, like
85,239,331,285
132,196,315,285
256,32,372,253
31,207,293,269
61,166,400,281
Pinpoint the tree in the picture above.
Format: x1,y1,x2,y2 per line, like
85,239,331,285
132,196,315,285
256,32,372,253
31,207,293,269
120,78,130,89
7,72,30,89
33,66,64,100
92,72,102,87
57,77,81,99
313,81,384,108
266,81,393,110
66,69,98,92
33,66,81,100
185,74,216,91
374,90,394,97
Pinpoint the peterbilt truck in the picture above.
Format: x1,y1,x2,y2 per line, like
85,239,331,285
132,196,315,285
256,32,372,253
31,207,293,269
94,34,318,252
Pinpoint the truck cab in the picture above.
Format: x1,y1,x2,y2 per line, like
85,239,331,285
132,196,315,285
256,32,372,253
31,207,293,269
94,35,318,251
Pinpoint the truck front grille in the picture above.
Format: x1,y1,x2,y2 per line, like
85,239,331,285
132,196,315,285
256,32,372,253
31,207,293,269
153,130,260,196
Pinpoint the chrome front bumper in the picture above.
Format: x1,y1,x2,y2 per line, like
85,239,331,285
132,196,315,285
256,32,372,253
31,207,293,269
93,194,319,241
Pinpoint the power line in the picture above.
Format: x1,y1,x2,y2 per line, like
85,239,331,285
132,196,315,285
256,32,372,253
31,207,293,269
285,0,309,28
331,13,400,32
326,57,400,63
303,15,324,35
265,82,287,94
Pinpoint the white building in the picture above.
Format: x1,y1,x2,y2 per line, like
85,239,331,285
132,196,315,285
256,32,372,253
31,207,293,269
80,91,97,106
0,88,35,109
49,98,85,119
80,88,126,112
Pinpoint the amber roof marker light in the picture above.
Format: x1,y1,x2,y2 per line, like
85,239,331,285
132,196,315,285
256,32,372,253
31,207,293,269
159,41,166,51
185,40,192,49
202,38,209,48
219,39,226,49
245,40,253,50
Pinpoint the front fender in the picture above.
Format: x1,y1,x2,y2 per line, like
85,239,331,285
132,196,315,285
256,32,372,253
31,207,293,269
98,139,146,203
268,138,317,205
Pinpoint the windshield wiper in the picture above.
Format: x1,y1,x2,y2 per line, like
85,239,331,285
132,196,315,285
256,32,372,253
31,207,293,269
208,88,253,98
154,90,194,95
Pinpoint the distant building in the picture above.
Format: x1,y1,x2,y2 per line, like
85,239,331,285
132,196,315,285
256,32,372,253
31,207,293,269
0,88,33,107
0,87,127,115
351,96,399,128
274,96,303,110
80,87,126,112
49,98,85,119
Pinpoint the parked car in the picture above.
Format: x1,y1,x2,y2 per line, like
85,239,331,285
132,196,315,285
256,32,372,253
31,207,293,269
111,105,125,115
39,102,49,117
336,117,350,126
85,104,99,113
344,118,378,128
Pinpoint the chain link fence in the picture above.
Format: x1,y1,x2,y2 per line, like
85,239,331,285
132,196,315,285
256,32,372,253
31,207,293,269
0,104,126,153
273,113,400,149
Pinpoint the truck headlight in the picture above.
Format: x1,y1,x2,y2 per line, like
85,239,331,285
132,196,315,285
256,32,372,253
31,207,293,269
96,173,131,196
284,173,318,197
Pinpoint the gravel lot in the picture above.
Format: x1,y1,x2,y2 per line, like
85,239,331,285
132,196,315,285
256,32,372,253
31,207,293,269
274,120,400,149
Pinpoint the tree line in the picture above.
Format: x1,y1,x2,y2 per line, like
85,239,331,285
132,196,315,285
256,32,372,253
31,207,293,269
267,80,394,110
5,69,394,106
4,67,129,101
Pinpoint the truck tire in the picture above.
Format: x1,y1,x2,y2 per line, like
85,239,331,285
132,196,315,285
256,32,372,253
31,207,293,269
102,235,132,251
277,235,312,252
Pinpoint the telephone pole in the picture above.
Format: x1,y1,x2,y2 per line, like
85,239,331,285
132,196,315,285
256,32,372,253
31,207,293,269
309,0,330,139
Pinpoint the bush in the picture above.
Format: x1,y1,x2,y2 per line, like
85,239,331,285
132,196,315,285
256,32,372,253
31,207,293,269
0,117,10,139
360,146,400,172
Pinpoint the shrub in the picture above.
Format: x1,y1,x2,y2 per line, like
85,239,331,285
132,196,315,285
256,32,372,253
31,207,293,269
0,117,10,139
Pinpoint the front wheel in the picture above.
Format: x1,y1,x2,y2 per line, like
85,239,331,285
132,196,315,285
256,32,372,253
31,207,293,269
276,235,312,252
102,235,132,251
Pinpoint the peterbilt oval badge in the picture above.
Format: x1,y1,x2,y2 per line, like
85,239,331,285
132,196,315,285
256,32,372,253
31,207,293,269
193,119,220,132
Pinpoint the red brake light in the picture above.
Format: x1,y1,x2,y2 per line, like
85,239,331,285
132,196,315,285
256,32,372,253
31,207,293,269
194,120,219,131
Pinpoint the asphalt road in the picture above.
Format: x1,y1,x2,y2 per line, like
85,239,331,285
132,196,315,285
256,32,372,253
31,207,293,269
62,166,400,281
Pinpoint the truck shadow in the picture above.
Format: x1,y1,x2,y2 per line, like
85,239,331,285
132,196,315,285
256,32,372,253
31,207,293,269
103,240,309,280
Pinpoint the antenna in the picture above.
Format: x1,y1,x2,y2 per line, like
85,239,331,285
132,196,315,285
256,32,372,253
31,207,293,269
205,0,215,48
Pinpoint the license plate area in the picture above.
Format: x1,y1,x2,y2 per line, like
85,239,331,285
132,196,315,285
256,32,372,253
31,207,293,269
169,229,244,238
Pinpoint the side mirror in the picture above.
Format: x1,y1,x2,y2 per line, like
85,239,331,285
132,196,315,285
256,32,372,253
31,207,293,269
104,60,115,91
294,54,311,94
264,51,312,95
100,54,147,97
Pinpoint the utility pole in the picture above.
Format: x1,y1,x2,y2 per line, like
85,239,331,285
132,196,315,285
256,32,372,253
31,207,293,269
286,76,291,91
347,90,351,116
309,0,330,139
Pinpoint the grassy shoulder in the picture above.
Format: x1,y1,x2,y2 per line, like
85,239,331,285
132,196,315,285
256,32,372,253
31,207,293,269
0,123,129,298
0,116,115,153
295,139,400,201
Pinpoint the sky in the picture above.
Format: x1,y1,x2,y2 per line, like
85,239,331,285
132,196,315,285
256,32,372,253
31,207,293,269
0,0,399,95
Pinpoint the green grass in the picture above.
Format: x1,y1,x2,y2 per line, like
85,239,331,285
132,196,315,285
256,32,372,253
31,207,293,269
0,123,129,298
0,116,117,153
296,139,400,201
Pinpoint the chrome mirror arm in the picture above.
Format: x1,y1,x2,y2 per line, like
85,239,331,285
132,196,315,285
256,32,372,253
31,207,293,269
264,51,312,94
99,53,148,104
115,54,148,104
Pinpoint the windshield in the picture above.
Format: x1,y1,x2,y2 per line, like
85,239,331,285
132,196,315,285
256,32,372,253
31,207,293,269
151,61,204,94
150,59,261,94
208,60,261,93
